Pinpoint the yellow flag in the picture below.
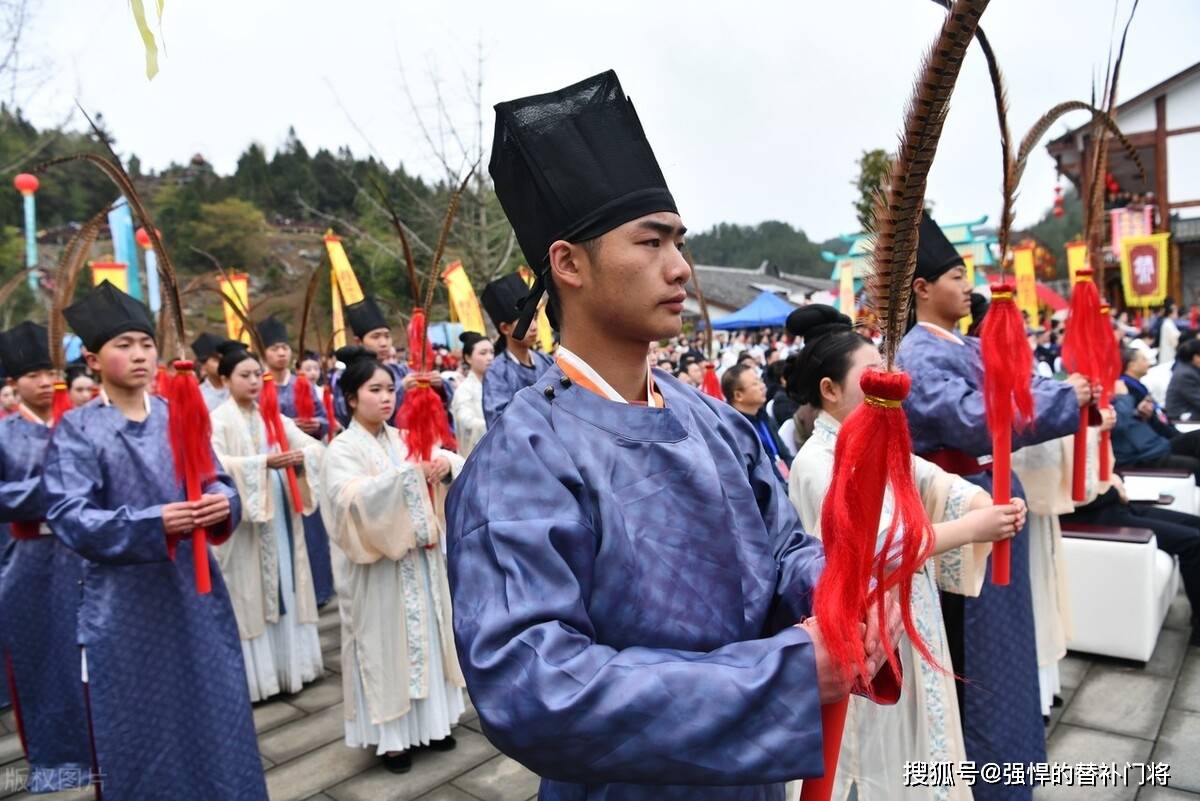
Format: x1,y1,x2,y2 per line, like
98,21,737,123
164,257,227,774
91,262,129,293
1066,241,1088,285
1012,246,1039,326
838,260,855,317
325,233,365,305
441,261,486,335
217,273,252,345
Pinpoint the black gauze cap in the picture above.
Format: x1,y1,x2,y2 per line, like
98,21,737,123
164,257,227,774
0,321,52,377
191,332,228,362
914,215,965,283
258,315,289,348
343,296,388,339
481,273,532,329
63,280,156,353
490,69,678,337
786,304,853,341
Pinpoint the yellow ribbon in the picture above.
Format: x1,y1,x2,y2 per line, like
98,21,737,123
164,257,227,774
864,395,902,409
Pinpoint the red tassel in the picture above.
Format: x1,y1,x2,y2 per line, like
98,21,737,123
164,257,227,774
51,382,72,425
700,363,723,400
167,360,217,594
978,286,1033,586
292,371,317,421
406,308,435,373
1191,307,1198,330
154,364,171,397
398,382,456,463
1061,269,1103,503
810,369,936,796
260,374,305,514
322,383,337,442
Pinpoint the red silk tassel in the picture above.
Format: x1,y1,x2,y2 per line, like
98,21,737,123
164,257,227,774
701,363,723,400
154,364,171,397
292,371,317,421
807,369,936,798
1191,307,1198,330
260,374,305,514
399,307,457,463
1061,269,1103,503
978,286,1034,586
322,383,337,442
1096,304,1121,483
167,360,217,594
51,382,72,425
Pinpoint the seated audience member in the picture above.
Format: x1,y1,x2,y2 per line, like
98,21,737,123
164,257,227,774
1166,337,1200,422
1112,377,1200,483
722,362,792,478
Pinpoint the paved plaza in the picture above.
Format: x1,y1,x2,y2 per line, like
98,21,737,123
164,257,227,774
0,593,1196,801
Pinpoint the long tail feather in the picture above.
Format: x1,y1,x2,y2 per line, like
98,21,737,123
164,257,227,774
1012,100,1145,190
869,0,990,367
296,264,322,367
50,208,109,369
369,176,421,304
0,270,30,309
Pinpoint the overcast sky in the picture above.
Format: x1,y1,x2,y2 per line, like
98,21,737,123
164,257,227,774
19,0,1200,242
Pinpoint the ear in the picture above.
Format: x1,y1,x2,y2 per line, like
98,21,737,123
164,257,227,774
548,239,585,292
818,375,840,408
84,350,101,373
911,278,930,302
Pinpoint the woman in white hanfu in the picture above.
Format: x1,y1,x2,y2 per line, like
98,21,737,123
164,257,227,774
783,306,1025,801
209,344,325,702
449,332,493,459
319,346,465,774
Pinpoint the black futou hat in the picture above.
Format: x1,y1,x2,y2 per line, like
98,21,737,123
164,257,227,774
343,296,389,340
481,273,533,329
258,315,289,348
489,69,678,337
0,321,52,377
63,280,156,353
914,214,965,284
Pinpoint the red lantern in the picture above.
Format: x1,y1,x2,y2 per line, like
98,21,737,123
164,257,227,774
13,173,38,195
135,227,161,249
1052,185,1065,219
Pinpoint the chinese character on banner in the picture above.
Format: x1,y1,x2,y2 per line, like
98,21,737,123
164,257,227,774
1012,245,1039,325
838,260,856,318
1109,206,1154,259
1119,233,1171,308
1066,241,1088,284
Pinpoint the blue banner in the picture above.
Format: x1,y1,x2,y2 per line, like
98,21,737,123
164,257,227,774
23,194,37,290
143,247,162,314
108,198,142,300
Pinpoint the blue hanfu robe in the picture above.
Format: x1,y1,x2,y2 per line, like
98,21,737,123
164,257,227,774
41,396,268,801
897,323,1078,801
0,414,92,792
480,348,554,428
448,366,829,801
276,373,334,606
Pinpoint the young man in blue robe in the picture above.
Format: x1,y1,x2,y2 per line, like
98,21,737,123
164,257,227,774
42,281,268,801
0,321,93,793
479,273,554,427
896,217,1090,801
447,70,899,801
258,315,334,605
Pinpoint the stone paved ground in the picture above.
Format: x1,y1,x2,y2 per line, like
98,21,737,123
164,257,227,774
0,593,1195,801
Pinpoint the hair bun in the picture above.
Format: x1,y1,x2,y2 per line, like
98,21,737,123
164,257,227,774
459,331,485,347
215,339,248,357
334,345,376,366
786,304,852,340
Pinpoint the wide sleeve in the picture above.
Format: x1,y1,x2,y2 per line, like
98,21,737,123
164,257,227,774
1015,375,1080,450
917,458,990,597
211,410,273,525
481,364,512,429
200,457,241,546
446,417,826,786
309,381,329,439
283,415,324,515
0,448,45,524
42,414,171,565
319,438,434,564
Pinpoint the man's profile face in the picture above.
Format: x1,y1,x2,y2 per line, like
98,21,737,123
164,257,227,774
575,212,691,343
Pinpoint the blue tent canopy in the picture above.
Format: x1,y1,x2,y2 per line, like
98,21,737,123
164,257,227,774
708,291,798,330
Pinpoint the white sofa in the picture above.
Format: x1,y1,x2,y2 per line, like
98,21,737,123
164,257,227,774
1118,467,1198,515
1061,522,1180,663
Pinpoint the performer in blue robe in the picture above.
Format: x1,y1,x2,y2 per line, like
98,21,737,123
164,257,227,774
0,322,92,792
449,70,899,801
43,281,268,801
479,273,554,427
897,217,1086,801
259,316,334,606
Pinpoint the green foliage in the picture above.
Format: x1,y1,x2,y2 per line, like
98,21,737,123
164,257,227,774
853,148,892,231
180,198,269,272
686,220,827,276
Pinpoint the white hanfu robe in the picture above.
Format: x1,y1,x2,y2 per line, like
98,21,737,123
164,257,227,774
210,398,325,702
789,411,990,801
449,372,487,458
319,420,466,753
